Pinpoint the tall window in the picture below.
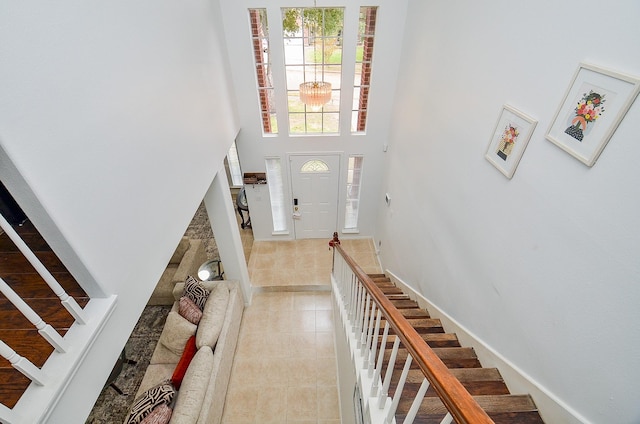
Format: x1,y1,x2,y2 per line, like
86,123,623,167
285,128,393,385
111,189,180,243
344,155,364,230
265,157,287,233
226,141,243,187
352,7,377,133
282,8,344,134
249,9,278,134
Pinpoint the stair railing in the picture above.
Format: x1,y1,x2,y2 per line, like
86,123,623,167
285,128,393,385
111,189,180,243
330,234,494,424
0,213,86,324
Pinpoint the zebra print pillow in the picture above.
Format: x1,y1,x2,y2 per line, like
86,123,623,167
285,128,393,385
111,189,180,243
183,276,210,310
124,380,176,424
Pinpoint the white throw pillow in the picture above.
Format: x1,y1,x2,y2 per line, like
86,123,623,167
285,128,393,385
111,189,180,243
196,284,229,349
159,311,197,356
169,346,214,424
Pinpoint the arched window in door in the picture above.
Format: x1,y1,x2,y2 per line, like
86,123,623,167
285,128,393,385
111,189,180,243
300,159,330,173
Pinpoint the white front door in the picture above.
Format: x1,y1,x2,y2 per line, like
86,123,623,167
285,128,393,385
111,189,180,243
289,154,340,239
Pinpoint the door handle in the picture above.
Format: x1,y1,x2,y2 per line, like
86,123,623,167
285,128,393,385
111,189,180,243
293,198,301,218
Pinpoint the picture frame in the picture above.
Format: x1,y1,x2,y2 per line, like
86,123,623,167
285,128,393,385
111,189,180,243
545,63,640,167
485,104,537,179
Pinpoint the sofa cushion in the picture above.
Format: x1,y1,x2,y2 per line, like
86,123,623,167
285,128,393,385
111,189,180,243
178,297,202,325
159,312,197,356
183,276,210,310
196,283,229,349
169,238,191,264
171,336,197,389
124,380,176,424
170,346,214,424
140,403,172,424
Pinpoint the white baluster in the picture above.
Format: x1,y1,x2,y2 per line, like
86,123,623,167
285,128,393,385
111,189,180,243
440,412,454,424
363,302,377,368
402,377,431,424
371,321,390,397
378,336,401,408
0,277,68,352
0,339,47,385
368,309,382,377
0,214,86,324
386,354,413,423
359,293,371,350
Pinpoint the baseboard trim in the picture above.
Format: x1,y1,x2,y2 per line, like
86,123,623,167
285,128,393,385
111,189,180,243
384,269,590,424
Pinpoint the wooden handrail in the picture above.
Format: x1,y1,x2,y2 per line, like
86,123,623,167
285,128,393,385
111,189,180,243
333,241,495,424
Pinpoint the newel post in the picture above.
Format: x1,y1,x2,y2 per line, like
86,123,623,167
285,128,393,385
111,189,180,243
329,232,340,272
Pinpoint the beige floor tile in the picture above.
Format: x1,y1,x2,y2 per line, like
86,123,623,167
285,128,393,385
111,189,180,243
223,385,260,422
286,356,317,386
316,357,337,386
289,332,317,358
316,332,335,358
315,310,333,332
286,386,317,421
317,386,340,420
231,237,379,422
261,357,290,386
256,389,288,423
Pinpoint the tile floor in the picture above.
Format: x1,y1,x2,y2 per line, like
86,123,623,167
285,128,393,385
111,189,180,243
221,237,381,423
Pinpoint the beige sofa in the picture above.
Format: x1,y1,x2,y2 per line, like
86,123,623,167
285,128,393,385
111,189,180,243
148,237,207,305
135,280,244,424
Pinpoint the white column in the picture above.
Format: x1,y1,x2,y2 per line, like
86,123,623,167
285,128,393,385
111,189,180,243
203,168,252,304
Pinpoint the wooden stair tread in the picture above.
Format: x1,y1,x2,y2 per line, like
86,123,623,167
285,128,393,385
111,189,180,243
0,220,90,411
0,329,56,367
0,369,31,409
399,394,538,414
385,333,460,348
0,297,89,329
0,273,87,299
0,252,70,274
383,347,481,369
384,318,445,334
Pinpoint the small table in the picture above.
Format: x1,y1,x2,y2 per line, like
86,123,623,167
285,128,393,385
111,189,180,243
198,259,224,281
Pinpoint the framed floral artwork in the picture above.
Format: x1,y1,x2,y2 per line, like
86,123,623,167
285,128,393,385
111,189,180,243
546,63,640,167
485,104,537,179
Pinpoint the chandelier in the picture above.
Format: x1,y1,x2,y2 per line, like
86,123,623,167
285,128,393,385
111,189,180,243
299,81,332,108
299,0,331,110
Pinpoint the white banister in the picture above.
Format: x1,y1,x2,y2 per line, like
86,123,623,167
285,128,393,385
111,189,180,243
371,321,389,397
0,277,68,352
368,309,382,377
386,354,413,423
378,336,401,409
0,339,47,385
440,412,454,424
404,378,431,424
363,302,377,368
0,214,86,324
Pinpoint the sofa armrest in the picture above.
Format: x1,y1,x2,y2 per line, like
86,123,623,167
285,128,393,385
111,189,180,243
173,239,207,286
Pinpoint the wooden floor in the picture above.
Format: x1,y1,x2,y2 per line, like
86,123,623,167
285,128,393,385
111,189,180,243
369,274,545,424
0,221,89,409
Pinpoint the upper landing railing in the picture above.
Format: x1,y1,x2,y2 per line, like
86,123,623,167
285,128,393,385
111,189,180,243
330,233,494,424
0,213,116,424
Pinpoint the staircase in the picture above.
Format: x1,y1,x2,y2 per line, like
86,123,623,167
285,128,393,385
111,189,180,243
330,234,545,424
0,221,89,410
368,274,544,424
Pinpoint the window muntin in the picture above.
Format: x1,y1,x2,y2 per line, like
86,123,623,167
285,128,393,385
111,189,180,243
351,7,377,133
282,7,344,135
344,155,364,229
265,157,287,232
249,9,278,134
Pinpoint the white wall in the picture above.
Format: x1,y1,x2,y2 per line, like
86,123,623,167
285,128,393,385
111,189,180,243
219,0,408,239
377,1,640,423
0,1,238,421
